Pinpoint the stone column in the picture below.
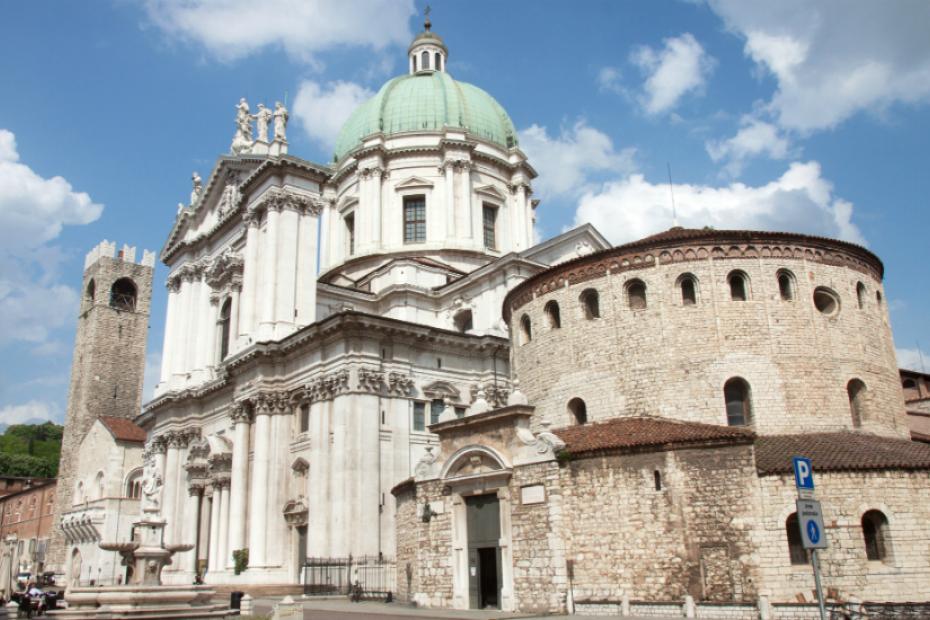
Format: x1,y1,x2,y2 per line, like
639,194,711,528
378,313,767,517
265,404,292,567
227,405,251,557
198,490,211,567
207,486,221,573
275,204,299,338
160,279,180,384
319,201,332,271
205,293,220,369
183,486,202,573
186,273,202,374
228,284,241,353
217,480,231,571
295,205,319,327
162,435,181,544
193,272,212,374
370,168,383,247
238,213,260,343
172,273,192,381
444,161,456,238
247,394,275,566
258,204,280,341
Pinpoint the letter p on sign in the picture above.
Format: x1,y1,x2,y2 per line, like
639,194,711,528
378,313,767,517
793,456,814,490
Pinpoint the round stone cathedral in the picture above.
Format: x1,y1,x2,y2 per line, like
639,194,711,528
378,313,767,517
57,15,930,618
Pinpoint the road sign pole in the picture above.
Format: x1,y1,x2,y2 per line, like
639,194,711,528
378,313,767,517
811,549,826,620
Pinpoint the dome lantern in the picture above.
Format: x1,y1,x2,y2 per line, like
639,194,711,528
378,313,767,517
408,7,447,74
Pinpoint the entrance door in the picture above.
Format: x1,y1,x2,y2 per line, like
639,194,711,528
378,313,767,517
465,494,501,609
296,526,307,582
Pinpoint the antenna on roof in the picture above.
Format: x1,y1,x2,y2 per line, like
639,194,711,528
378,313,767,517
667,162,679,228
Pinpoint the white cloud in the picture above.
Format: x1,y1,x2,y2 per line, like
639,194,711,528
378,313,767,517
144,0,415,64
0,129,102,349
293,80,375,151
597,66,624,95
897,347,930,373
631,33,715,115
517,120,636,200
142,352,162,404
706,116,792,177
0,400,62,426
708,0,930,132
573,161,864,246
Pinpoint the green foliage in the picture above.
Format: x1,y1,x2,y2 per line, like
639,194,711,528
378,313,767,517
232,548,249,575
0,422,62,477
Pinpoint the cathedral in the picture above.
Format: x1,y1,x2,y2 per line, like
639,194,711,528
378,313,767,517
53,17,930,617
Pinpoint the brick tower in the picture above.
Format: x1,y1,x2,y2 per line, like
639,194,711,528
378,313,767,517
46,241,155,572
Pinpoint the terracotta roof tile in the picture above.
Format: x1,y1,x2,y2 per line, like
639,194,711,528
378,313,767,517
755,432,930,475
99,416,147,443
554,417,755,457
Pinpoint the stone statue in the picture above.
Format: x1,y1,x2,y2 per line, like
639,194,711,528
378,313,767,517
273,101,289,142
141,465,163,512
190,171,202,205
253,103,272,143
231,97,254,154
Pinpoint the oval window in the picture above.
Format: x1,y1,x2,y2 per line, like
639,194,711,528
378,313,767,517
813,287,840,315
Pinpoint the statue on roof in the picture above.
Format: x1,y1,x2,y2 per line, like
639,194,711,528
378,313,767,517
273,101,289,142
231,97,254,154
253,103,272,143
190,171,202,205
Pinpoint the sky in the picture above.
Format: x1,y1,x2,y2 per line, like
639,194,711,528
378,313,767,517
1,0,930,426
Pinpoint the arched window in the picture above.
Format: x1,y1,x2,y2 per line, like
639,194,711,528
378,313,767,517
421,50,430,70
679,275,697,306
856,282,866,309
453,309,473,333
435,52,442,72
861,510,890,562
813,287,840,315
94,471,105,500
627,279,647,310
109,278,137,311
412,54,417,72
654,470,662,491
85,279,96,302
74,481,84,505
847,379,866,428
125,470,143,499
568,398,587,425
728,271,748,301
777,270,795,301
580,288,600,319
876,291,882,305
544,300,561,329
298,403,310,434
520,314,532,344
218,298,232,361
785,513,807,565
723,377,752,426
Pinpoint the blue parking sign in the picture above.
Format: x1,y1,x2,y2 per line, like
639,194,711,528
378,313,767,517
793,456,814,490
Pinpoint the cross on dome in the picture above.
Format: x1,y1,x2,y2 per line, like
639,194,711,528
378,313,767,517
409,6,447,74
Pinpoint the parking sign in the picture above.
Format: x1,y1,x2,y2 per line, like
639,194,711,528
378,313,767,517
793,456,814,490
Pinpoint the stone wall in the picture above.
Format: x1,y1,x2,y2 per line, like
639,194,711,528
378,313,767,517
507,241,905,439
392,481,418,603
560,444,759,604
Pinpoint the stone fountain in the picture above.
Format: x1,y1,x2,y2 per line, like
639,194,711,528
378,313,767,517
50,465,232,619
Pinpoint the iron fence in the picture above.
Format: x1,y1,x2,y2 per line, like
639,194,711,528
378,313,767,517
302,555,395,599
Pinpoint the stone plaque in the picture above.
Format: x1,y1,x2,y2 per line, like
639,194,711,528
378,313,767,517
521,484,546,505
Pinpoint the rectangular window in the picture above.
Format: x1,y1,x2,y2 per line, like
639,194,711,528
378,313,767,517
403,195,426,244
299,403,310,433
483,204,498,249
412,402,425,431
430,399,445,425
455,406,467,419
345,213,355,256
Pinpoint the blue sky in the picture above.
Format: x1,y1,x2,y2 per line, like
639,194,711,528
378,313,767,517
2,0,929,425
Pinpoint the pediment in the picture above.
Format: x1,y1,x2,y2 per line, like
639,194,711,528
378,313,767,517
395,175,434,190
474,184,506,201
422,380,461,401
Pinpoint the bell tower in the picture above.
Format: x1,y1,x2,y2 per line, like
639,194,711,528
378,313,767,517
46,240,155,572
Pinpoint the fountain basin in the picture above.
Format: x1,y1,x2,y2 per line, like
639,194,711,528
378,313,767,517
48,584,231,619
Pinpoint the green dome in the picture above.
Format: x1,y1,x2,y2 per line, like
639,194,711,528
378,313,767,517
333,72,518,162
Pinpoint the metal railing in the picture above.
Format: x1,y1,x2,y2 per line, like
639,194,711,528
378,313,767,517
301,555,394,599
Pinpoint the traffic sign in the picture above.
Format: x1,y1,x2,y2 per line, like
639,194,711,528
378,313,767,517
796,498,828,549
793,456,814,490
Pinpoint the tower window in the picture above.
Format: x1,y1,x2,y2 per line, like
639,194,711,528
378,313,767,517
777,270,795,301
345,213,355,256
435,52,442,72
483,204,498,249
786,513,807,565
728,271,748,301
218,298,232,361
856,282,866,309
723,377,752,426
654,470,662,491
85,279,96,302
421,50,430,70
861,510,890,562
580,288,600,319
627,279,647,310
403,195,426,243
813,287,840,315
126,470,143,499
847,379,866,428
109,278,137,311
680,275,697,306
520,314,532,344
568,398,587,425
544,300,561,329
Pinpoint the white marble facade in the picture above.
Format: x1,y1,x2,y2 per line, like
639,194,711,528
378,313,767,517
144,25,610,586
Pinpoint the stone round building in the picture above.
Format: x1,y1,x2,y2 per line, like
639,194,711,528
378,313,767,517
503,227,907,437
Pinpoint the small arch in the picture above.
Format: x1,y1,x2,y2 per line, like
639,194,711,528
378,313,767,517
728,271,749,301
679,274,697,306
723,377,752,426
94,471,105,500
85,279,96,302
856,282,866,309
847,379,866,428
453,309,474,334
785,513,807,565
626,279,647,310
580,288,600,319
124,468,143,499
218,298,232,360
440,444,510,480
435,52,442,72
813,287,840,315
74,481,85,505
567,397,587,425
519,314,532,345
861,510,891,562
544,300,561,329
109,278,137,311
777,270,795,301
421,50,430,70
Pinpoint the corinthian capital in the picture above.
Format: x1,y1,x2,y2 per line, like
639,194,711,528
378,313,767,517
230,402,252,424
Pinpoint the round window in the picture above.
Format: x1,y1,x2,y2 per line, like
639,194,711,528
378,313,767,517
813,287,840,315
